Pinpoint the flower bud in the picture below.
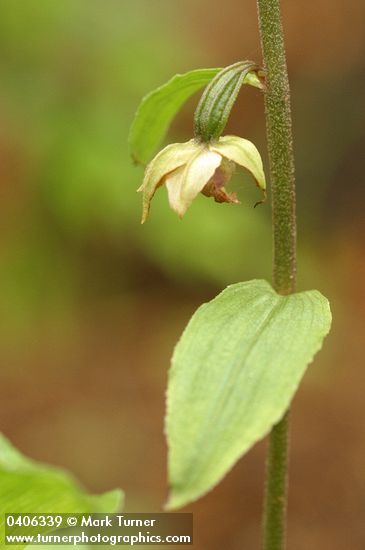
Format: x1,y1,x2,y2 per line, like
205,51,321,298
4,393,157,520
194,61,262,142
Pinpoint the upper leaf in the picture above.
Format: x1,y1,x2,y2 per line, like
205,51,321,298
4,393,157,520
129,68,221,165
0,434,123,549
129,66,262,165
166,280,331,509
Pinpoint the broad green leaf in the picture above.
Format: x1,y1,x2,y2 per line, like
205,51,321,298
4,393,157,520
0,434,123,549
129,68,262,165
166,280,331,509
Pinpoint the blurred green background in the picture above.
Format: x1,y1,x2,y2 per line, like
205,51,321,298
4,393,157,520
1,0,364,548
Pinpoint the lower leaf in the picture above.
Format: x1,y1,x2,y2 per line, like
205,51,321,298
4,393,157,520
166,279,331,509
0,434,123,549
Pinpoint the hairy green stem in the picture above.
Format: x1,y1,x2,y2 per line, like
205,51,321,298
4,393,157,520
257,0,296,295
256,0,297,548
262,412,290,549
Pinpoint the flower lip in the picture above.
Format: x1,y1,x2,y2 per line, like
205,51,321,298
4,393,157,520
201,159,239,205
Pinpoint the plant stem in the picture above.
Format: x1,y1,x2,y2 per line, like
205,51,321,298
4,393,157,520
262,411,290,550
256,0,297,548
257,0,296,295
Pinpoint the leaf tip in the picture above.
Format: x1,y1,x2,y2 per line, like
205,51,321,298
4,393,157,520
163,489,186,511
95,488,125,512
132,154,145,167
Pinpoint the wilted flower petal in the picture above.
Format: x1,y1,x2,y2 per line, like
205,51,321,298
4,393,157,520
202,158,238,204
210,135,266,192
164,165,185,217
138,140,201,223
166,150,222,218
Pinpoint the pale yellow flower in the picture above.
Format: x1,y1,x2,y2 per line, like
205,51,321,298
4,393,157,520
138,135,266,223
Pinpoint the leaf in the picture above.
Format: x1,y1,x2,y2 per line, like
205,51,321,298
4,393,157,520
166,280,331,509
129,68,221,165
129,67,262,165
0,434,123,549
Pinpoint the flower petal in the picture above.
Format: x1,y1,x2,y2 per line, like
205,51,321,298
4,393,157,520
138,140,201,223
166,150,222,218
210,135,266,191
165,165,186,217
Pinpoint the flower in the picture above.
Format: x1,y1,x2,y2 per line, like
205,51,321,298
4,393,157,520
138,135,266,223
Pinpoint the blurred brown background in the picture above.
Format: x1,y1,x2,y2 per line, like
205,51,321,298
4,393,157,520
0,0,364,548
